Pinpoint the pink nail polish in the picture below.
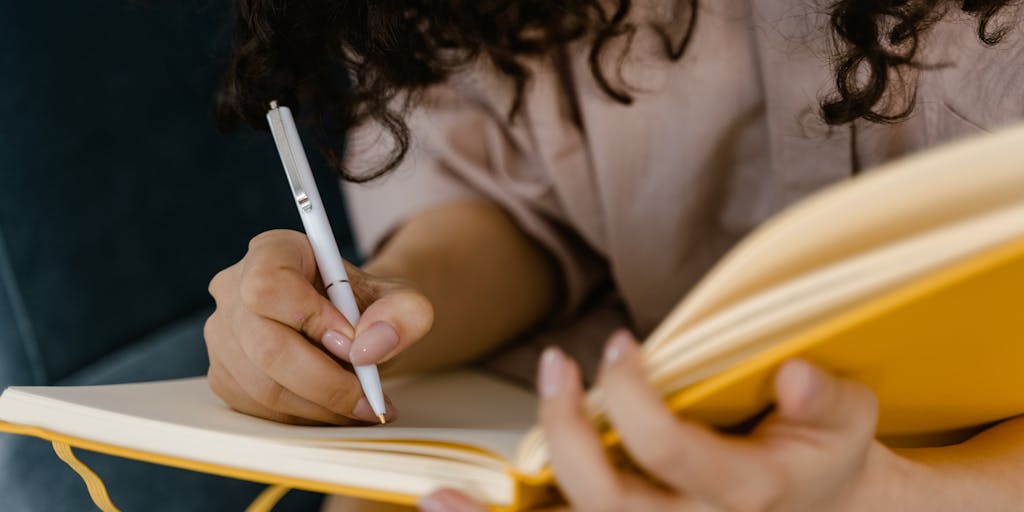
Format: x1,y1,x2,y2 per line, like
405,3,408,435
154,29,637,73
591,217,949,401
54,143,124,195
322,331,352,361
349,322,400,366
602,330,635,367
785,359,822,400
538,347,565,398
417,495,445,512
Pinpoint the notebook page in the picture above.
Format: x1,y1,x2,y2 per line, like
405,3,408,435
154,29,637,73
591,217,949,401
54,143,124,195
0,370,537,461
646,123,1024,353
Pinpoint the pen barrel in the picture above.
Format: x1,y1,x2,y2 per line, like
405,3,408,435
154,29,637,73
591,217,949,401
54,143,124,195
268,102,384,419
353,365,387,418
325,279,362,328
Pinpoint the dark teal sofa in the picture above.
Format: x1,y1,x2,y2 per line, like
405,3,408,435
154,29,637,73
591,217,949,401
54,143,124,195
0,2,354,510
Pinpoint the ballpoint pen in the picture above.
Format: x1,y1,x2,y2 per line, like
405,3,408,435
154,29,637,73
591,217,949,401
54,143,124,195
266,101,388,424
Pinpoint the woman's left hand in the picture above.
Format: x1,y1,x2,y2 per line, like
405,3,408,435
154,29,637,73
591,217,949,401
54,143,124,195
418,331,907,512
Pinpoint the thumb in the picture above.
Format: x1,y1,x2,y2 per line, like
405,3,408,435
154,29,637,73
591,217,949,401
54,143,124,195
346,275,434,367
774,359,878,434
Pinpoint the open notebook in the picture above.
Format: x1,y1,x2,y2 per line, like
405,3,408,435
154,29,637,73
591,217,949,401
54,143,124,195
2,122,1024,511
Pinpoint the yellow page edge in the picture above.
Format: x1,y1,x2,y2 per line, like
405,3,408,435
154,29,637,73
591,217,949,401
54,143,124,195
0,421,520,511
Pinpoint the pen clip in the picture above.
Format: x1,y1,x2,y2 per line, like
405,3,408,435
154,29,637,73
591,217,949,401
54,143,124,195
267,101,313,213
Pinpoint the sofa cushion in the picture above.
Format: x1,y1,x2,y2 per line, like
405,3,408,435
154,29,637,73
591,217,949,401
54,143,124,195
0,1,354,386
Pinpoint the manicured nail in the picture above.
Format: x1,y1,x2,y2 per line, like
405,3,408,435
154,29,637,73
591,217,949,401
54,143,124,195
349,322,399,366
322,331,352,361
417,494,446,512
602,330,635,368
538,347,566,398
418,490,473,512
782,359,822,403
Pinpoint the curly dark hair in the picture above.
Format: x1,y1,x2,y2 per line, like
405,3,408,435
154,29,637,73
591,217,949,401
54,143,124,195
216,0,1016,182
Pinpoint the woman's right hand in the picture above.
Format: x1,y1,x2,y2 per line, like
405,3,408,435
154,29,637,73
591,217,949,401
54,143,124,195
203,229,434,425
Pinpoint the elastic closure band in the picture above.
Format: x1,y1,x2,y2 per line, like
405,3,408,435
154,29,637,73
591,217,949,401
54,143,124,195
245,484,291,512
52,441,121,512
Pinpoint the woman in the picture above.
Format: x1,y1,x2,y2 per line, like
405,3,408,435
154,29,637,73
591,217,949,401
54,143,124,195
206,1,1024,510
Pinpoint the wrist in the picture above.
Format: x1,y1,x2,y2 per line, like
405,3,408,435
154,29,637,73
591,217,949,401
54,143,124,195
837,442,930,511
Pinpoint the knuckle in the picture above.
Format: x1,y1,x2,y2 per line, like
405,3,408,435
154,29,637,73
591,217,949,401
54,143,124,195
294,303,324,336
404,291,435,335
248,229,303,251
380,288,434,338
247,230,279,250
239,267,281,313
202,315,220,346
208,267,232,299
202,317,226,363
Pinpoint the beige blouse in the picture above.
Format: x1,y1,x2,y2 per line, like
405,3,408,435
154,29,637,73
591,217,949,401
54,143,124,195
342,0,1024,376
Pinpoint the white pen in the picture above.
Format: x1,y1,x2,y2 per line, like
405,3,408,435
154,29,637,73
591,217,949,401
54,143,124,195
266,101,388,424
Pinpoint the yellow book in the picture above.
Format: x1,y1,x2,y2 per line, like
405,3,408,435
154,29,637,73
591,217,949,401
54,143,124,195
3,123,1024,511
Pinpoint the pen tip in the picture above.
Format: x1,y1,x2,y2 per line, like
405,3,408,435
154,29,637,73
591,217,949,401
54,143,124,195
377,414,387,425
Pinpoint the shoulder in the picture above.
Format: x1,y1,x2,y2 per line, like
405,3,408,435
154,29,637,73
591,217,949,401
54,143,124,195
925,12,1024,130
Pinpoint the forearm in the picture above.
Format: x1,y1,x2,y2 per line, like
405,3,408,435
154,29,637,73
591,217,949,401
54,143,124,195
898,415,1024,509
363,200,560,374
861,416,1024,510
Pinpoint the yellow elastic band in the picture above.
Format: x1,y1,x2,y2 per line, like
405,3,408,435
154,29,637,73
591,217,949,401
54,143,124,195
245,484,291,512
51,442,121,512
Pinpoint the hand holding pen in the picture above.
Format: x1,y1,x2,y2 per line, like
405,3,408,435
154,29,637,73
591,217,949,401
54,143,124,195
201,107,435,426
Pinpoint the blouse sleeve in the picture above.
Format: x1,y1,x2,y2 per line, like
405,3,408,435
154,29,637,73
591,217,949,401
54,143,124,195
341,83,607,316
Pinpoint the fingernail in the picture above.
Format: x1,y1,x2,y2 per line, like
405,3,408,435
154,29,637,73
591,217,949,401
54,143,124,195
350,322,399,365
322,331,352,361
417,494,445,512
783,359,822,402
538,347,566,398
418,490,472,512
602,330,636,368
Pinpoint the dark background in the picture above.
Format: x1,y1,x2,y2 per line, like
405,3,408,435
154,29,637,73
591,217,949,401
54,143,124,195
0,1,354,509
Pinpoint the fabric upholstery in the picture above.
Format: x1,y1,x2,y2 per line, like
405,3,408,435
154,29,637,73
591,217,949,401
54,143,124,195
0,2,355,510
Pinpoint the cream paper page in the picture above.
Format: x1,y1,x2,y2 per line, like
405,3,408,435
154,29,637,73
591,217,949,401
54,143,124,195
0,370,537,461
646,123,1024,353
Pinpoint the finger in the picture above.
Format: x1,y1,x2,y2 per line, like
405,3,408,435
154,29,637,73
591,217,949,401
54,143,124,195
538,347,629,511
234,311,395,422
349,286,434,366
773,358,878,437
209,314,366,424
206,313,329,423
599,331,747,496
207,359,313,425
417,489,487,512
240,230,357,352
